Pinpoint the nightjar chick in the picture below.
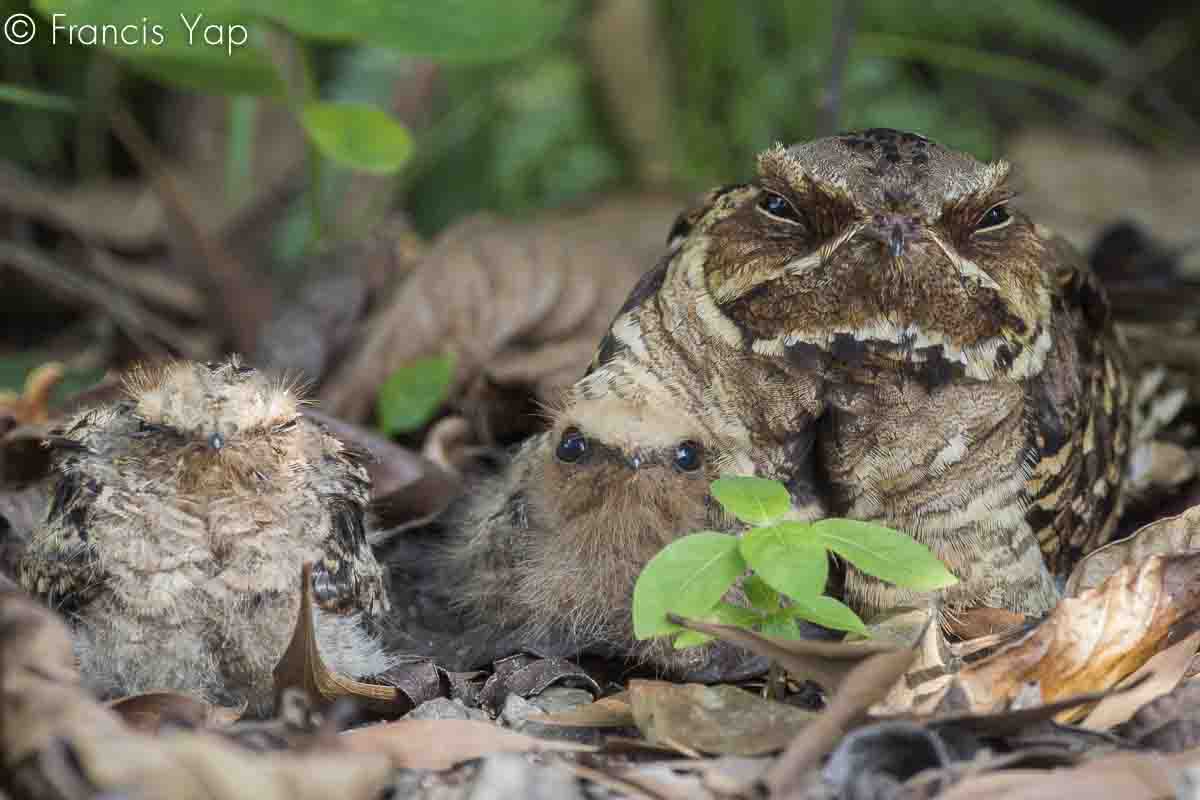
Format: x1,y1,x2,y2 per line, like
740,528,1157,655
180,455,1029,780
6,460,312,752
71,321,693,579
436,389,777,679
584,128,1132,621
19,357,393,713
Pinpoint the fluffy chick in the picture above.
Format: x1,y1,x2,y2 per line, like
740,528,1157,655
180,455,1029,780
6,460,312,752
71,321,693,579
437,392,771,679
19,357,393,713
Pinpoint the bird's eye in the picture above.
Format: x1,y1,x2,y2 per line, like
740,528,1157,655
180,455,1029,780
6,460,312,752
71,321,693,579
975,204,1011,232
758,192,804,225
673,440,703,472
556,427,589,464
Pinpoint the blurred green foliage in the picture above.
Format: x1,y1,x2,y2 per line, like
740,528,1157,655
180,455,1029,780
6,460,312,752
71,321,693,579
0,0,1188,251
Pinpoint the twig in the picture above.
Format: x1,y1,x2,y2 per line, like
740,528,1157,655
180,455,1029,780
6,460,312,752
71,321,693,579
819,0,861,137
0,241,204,359
1079,13,1200,141
107,107,271,354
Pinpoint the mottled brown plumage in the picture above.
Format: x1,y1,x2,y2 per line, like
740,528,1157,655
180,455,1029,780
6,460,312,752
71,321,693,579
440,129,1133,674
19,357,393,712
585,128,1131,619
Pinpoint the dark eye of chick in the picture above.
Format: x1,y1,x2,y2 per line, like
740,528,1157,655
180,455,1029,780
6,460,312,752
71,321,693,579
975,204,1011,232
556,427,589,464
758,192,804,224
673,440,703,472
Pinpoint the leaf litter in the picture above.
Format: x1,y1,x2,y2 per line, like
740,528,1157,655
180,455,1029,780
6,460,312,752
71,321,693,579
2,180,1200,798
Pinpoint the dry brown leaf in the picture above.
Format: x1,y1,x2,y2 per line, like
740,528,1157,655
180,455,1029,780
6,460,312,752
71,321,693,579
0,163,164,250
1067,505,1200,595
272,563,416,715
0,585,393,800
0,362,63,427
921,551,1200,714
340,718,594,770
109,691,245,733
934,749,1194,800
320,195,684,424
945,607,1032,641
1079,631,1200,730
668,614,898,693
525,691,634,728
627,680,817,757
764,643,921,795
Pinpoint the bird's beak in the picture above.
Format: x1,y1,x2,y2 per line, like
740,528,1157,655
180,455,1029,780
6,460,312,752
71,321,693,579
208,432,225,451
628,453,643,470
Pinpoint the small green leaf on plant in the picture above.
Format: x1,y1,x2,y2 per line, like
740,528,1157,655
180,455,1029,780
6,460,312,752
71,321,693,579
376,354,455,435
740,522,828,600
671,603,762,649
789,595,870,637
632,532,745,640
761,611,802,640
812,519,959,590
301,101,413,174
710,476,790,526
743,575,780,611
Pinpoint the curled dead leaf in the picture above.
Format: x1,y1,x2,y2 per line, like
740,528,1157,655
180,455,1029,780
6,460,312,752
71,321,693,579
1067,505,1200,595
919,552,1200,715
272,563,441,716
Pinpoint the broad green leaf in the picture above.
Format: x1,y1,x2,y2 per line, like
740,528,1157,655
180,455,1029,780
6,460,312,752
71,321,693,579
671,602,762,649
789,595,870,637
812,519,958,591
300,102,413,175
762,610,802,640
376,354,455,435
32,1,281,95
740,522,828,601
632,532,745,640
743,575,781,612
710,476,790,526
246,0,572,64
0,84,76,113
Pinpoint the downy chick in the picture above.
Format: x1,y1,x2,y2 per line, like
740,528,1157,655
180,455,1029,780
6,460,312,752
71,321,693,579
438,392,772,680
19,357,393,713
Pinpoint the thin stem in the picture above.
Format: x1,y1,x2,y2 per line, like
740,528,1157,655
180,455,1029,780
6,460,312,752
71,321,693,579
820,0,861,137
856,33,1175,150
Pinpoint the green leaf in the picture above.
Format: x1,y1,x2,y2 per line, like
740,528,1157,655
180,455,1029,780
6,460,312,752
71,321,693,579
632,532,745,640
740,522,828,601
32,1,281,95
671,602,762,650
246,0,573,64
710,476,791,526
376,354,455,435
300,102,413,175
812,519,959,591
743,575,781,612
761,610,802,640
0,84,76,113
789,595,870,637
672,629,714,649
